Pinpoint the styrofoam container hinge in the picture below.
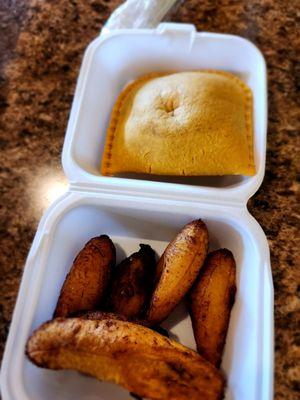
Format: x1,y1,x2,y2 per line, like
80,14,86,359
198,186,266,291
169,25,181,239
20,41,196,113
156,22,196,35
68,182,247,209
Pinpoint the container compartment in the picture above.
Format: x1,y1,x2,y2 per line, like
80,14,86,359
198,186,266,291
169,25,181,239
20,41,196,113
1,193,272,400
62,23,267,201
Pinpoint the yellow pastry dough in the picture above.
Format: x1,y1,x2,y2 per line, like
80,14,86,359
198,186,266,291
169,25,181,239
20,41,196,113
101,71,255,176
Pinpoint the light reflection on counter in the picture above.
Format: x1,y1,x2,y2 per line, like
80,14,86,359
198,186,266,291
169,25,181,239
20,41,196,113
27,167,68,220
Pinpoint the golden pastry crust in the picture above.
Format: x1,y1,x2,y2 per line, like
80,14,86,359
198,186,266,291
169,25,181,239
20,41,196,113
101,70,255,177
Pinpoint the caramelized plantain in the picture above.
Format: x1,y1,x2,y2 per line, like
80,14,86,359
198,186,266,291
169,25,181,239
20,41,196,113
108,244,156,319
147,220,209,325
54,235,116,317
26,317,225,400
189,249,236,367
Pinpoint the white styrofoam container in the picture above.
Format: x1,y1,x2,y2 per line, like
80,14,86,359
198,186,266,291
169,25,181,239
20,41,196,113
1,23,273,400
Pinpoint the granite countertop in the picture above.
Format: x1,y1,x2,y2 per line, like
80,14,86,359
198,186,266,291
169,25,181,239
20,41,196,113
0,0,299,398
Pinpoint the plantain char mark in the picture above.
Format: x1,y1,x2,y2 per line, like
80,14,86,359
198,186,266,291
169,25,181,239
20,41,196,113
166,361,195,381
130,393,143,400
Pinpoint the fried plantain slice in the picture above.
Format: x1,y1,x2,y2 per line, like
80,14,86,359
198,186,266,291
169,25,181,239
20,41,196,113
147,220,209,325
108,244,156,319
189,249,236,367
26,317,225,400
54,235,116,317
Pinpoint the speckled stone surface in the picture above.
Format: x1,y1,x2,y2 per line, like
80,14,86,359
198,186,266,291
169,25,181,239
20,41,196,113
0,0,299,398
